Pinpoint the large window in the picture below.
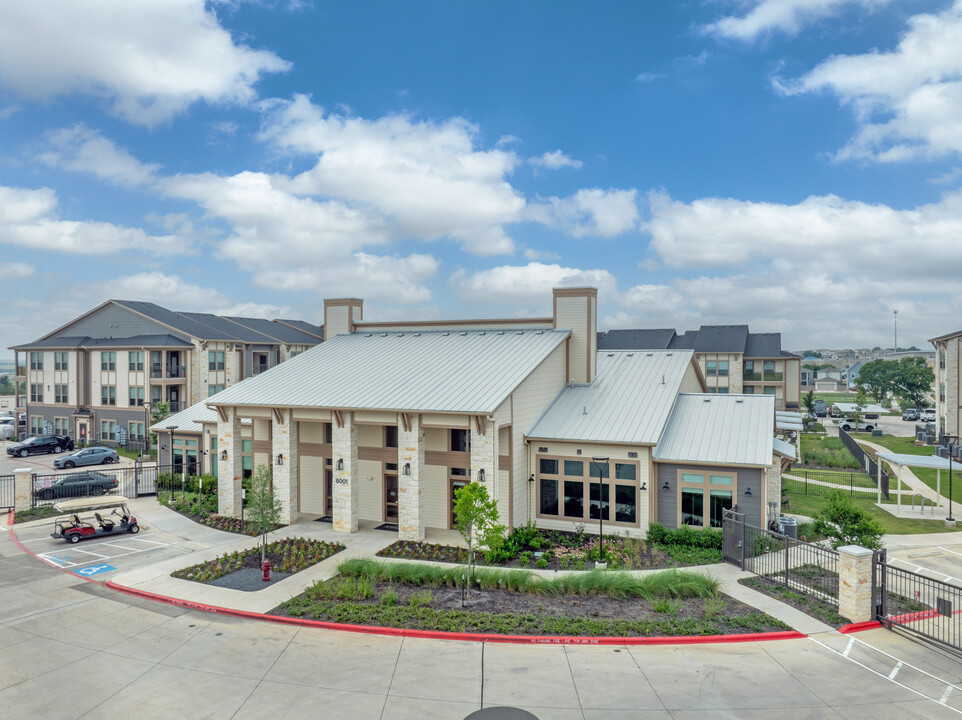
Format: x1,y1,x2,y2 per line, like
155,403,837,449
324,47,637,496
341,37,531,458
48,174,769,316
679,472,734,528
208,350,225,371
55,352,68,371
450,428,470,452
128,422,145,441
101,420,117,441
101,385,116,406
706,360,716,376
55,384,68,404
30,416,44,434
241,439,253,479
129,351,144,371
30,352,43,370
718,360,729,377
54,417,69,435
537,456,640,526
129,386,144,406
208,384,225,397
30,384,43,402
101,351,116,371
385,425,398,448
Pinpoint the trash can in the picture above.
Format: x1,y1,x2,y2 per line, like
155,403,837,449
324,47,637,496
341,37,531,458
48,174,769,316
777,516,798,539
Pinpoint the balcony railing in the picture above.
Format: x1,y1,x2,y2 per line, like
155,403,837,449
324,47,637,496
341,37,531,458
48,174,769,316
743,372,761,381
763,372,783,381
150,364,164,378
167,401,181,412
15,365,26,377
167,365,186,379
252,365,269,376
129,399,145,407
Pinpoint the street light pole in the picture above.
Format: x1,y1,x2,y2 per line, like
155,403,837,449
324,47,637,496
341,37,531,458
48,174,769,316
947,436,957,523
165,424,178,502
893,309,898,353
143,402,151,456
591,456,609,566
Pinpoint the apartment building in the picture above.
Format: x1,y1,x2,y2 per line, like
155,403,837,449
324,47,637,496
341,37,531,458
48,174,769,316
930,329,962,439
11,300,322,448
598,325,802,409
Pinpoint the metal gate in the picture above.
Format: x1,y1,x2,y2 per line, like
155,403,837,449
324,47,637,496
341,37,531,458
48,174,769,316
30,464,172,507
723,508,839,606
874,549,962,657
0,474,14,510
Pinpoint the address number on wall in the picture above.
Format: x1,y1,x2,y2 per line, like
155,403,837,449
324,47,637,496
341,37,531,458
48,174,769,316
335,478,349,485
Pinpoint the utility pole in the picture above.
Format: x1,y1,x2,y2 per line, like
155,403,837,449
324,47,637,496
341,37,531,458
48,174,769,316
893,309,898,353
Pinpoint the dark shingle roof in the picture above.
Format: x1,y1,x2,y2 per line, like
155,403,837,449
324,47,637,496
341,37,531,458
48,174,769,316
692,325,749,353
224,316,321,344
667,331,698,350
597,329,675,350
274,319,325,340
12,334,193,350
745,332,782,358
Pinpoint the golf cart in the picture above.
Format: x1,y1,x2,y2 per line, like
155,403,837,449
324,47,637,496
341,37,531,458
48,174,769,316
50,496,139,543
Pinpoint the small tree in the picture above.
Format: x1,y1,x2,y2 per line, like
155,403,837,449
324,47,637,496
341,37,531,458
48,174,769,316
812,489,884,550
453,481,505,599
849,387,868,434
803,390,816,416
246,464,283,562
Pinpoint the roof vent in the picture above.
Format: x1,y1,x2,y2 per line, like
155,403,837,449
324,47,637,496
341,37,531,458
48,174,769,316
661,374,665,384
582,406,588,415
666,353,673,356
536,330,543,335
497,331,504,335
607,353,614,357
443,332,450,336
646,352,653,357
704,398,711,402
460,332,467,336
736,399,744,403
627,353,633,357
516,331,524,335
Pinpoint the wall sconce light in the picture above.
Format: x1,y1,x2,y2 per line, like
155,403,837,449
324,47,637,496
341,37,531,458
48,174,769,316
662,481,670,491
528,473,535,483
276,453,284,466
336,458,344,471
220,449,228,461
403,462,411,476
478,469,485,483
744,487,752,496
641,482,647,491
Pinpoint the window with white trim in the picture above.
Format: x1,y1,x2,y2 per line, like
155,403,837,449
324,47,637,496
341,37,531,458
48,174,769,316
679,472,735,528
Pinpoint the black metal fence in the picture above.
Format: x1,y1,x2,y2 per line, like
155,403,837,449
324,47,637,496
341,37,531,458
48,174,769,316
837,428,890,498
31,464,176,507
723,509,840,606
0,474,14,510
874,549,962,657
782,469,880,498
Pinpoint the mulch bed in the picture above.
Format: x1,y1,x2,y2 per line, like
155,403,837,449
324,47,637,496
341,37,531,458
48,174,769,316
273,580,790,636
172,537,345,585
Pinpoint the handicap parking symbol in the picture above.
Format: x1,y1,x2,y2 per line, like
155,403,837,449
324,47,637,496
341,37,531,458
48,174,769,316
74,564,116,577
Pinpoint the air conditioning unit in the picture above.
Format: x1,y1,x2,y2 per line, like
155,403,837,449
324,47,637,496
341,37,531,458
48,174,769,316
936,446,948,459
917,431,926,443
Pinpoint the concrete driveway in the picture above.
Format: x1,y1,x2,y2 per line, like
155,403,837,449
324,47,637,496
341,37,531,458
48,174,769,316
2,524,961,718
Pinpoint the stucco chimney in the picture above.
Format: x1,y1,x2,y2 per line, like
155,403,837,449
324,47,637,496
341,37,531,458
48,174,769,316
552,287,598,384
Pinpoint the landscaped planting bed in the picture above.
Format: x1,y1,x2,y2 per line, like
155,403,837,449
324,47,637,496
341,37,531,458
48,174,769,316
172,537,345,584
273,559,790,636
160,491,285,536
376,522,720,570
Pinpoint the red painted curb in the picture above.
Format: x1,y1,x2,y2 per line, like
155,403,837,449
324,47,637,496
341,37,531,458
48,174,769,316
7,515,807,646
103,580,806,645
838,621,881,633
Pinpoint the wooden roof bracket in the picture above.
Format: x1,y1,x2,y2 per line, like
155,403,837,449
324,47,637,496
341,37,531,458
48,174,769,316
333,410,344,428
215,406,228,423
271,407,284,425
474,415,485,436
400,413,411,433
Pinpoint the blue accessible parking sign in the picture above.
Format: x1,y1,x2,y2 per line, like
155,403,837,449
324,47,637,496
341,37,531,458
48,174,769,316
74,564,116,577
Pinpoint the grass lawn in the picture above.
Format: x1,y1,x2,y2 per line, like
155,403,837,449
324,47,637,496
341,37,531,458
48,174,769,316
783,493,960,535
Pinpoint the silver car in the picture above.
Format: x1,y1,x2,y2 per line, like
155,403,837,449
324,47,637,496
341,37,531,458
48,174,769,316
53,446,120,469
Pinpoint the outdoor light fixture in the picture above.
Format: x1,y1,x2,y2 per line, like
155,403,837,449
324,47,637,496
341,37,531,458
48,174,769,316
276,453,284,466
528,473,535,483
403,462,411,475
477,469,485,483
336,458,344,471
662,481,670,491
220,449,228,461
744,487,753,496
591,456,610,565
641,482,647,491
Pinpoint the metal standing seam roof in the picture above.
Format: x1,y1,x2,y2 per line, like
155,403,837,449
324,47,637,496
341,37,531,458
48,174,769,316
653,394,776,466
876,452,957,470
206,328,570,414
149,400,251,433
525,350,696,445
773,437,797,460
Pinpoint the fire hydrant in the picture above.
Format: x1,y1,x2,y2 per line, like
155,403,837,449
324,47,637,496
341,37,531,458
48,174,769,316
261,560,271,581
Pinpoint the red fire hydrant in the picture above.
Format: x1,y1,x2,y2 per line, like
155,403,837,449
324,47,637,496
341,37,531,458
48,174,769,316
261,560,271,581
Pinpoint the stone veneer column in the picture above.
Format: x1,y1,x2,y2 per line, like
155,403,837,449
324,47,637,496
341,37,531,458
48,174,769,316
332,412,358,533
398,414,424,541
272,409,298,524
217,407,243,517
470,418,497,499
13,468,32,513
765,462,781,528
838,545,875,623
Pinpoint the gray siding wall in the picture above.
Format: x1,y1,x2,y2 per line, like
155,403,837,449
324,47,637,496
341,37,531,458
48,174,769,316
654,464,763,529
58,304,172,340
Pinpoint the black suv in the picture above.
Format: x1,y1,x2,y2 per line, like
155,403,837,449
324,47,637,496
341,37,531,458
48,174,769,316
6,435,75,457
33,470,119,501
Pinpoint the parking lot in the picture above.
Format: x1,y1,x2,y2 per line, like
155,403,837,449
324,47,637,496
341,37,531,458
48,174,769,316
0,438,141,475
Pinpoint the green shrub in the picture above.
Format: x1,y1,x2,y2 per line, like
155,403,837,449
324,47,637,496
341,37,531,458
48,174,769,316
646,522,722,549
536,557,548,569
380,589,398,606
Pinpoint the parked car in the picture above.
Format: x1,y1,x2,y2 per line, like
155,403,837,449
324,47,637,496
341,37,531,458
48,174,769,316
0,417,16,440
902,408,919,421
837,418,876,432
921,409,937,422
6,435,75,457
53,446,119,469
33,471,119,501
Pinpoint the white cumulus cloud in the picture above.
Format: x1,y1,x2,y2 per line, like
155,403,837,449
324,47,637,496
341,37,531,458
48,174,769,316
703,0,893,41
528,188,639,238
529,150,583,170
38,125,160,187
779,0,962,162
0,0,290,125
451,263,617,306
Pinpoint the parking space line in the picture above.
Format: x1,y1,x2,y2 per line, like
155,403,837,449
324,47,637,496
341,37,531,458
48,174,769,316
37,538,173,569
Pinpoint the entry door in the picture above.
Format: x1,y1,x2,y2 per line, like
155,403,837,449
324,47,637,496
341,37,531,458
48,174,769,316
384,473,399,521
325,469,333,516
450,478,468,528
78,422,88,444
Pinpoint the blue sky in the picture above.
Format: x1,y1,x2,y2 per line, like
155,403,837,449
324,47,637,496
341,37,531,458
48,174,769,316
2,0,961,357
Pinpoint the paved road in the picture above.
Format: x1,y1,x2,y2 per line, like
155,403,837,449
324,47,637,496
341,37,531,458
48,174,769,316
2,528,961,718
